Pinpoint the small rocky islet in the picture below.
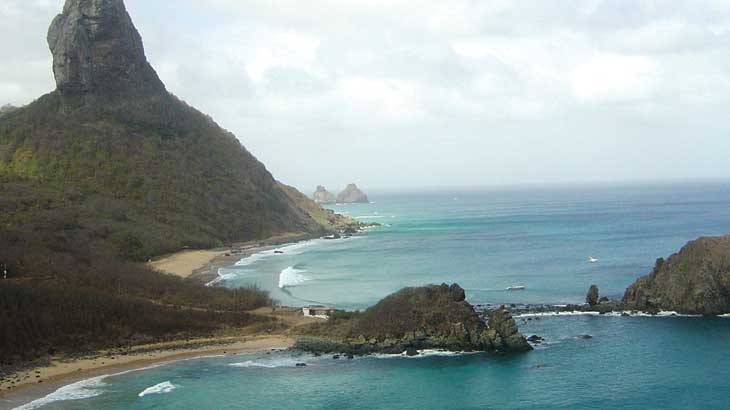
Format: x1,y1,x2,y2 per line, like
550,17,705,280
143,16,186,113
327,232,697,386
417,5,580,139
295,283,532,356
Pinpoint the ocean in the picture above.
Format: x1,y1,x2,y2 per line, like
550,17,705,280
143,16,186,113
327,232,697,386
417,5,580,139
7,182,730,410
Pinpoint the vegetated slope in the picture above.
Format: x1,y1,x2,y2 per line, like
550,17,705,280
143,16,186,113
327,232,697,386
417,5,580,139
297,284,532,354
0,0,332,261
0,0,339,366
624,236,730,315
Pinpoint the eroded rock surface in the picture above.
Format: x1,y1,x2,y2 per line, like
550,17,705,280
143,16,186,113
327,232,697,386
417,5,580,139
296,284,532,355
624,236,730,315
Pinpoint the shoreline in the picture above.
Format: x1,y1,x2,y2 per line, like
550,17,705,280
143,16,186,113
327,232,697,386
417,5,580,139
147,232,321,282
0,335,294,409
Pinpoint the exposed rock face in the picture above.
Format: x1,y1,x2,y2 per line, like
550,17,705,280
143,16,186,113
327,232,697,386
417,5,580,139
0,0,342,259
336,183,369,204
586,285,599,306
312,186,336,204
295,284,532,355
47,0,165,103
624,236,730,315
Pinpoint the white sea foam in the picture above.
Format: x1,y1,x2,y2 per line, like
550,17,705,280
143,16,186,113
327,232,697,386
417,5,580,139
373,350,478,359
138,381,177,397
516,311,703,318
355,215,389,219
278,266,309,288
234,240,322,267
205,270,239,287
229,356,311,368
12,365,163,410
12,377,108,410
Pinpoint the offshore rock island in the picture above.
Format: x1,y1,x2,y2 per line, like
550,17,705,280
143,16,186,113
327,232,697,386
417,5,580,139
336,183,370,203
312,186,337,204
295,284,532,355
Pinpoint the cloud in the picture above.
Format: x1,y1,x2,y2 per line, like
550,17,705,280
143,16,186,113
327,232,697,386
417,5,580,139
2,0,730,189
570,53,657,102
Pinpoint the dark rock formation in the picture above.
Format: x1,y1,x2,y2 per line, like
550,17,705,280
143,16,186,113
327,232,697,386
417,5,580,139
336,184,369,204
295,284,532,355
586,285,599,306
312,186,336,204
0,0,352,259
624,236,730,315
47,0,165,105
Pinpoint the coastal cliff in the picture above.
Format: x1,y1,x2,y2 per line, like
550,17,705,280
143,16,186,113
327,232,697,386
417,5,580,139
624,236,730,315
312,185,337,204
0,0,342,260
337,183,370,203
295,284,532,355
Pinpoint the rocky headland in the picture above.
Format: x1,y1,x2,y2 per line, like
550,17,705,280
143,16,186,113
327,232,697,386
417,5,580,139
295,284,532,356
510,236,730,317
312,186,337,204
337,183,370,204
623,236,730,315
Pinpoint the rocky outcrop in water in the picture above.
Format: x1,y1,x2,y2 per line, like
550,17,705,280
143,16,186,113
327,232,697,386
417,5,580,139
336,184,369,204
295,284,532,355
312,186,336,204
586,285,599,306
624,236,730,315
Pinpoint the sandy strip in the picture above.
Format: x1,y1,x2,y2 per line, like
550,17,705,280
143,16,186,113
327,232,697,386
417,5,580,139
147,233,318,279
148,249,229,278
0,335,294,404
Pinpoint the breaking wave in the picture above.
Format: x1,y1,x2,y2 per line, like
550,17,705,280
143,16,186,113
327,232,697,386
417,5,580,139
234,240,322,267
138,381,177,397
12,365,163,410
278,266,309,288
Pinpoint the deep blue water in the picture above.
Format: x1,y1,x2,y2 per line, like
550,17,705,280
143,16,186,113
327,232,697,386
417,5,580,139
6,182,730,410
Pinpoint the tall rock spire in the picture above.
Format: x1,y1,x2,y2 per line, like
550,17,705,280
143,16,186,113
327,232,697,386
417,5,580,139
47,0,166,103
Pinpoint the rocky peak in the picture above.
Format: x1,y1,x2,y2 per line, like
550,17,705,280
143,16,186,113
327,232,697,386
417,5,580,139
47,0,165,103
312,186,336,204
337,183,369,204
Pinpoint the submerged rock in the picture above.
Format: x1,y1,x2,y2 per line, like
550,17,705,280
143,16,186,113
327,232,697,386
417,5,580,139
312,186,337,204
623,236,730,315
295,284,532,356
336,184,370,204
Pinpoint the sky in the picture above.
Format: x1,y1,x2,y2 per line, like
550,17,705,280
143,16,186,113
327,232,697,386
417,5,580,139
2,0,730,192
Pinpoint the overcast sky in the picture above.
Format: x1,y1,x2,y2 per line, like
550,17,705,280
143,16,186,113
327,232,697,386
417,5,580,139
2,0,730,191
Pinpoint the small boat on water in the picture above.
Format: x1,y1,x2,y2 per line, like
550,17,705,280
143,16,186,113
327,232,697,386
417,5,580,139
588,256,599,263
506,286,526,291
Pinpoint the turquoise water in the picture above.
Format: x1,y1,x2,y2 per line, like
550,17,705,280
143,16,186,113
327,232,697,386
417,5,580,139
220,182,730,309
6,182,730,410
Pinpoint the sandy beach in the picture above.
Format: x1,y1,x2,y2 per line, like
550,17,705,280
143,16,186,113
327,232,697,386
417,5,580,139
147,232,318,280
0,335,293,402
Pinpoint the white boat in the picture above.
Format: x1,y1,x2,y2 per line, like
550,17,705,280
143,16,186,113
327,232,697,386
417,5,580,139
588,256,599,263
506,286,526,291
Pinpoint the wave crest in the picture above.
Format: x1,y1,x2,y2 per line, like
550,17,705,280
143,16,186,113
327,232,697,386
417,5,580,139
278,266,309,288
138,381,177,397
